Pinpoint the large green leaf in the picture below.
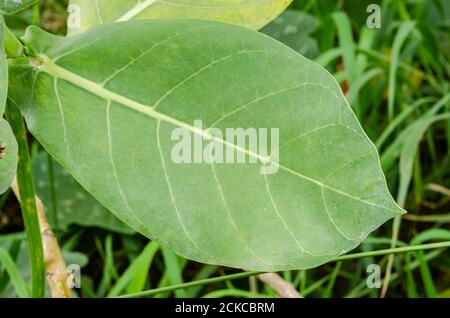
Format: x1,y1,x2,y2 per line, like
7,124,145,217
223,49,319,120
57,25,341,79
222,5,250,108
0,0,38,14
32,151,134,234
9,20,404,270
67,0,292,35
0,118,17,194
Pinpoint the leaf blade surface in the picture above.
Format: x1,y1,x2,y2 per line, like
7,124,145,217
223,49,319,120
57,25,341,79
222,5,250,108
0,118,17,194
9,21,404,270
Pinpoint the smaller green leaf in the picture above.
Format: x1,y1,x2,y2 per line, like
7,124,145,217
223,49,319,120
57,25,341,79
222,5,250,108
0,0,38,14
261,10,319,59
0,118,18,194
32,152,135,234
67,0,292,35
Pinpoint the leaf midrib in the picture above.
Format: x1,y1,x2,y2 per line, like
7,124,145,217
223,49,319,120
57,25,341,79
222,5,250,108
116,0,159,22
37,55,400,215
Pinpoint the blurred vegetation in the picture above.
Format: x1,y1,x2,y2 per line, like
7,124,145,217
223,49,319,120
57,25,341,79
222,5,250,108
0,0,449,298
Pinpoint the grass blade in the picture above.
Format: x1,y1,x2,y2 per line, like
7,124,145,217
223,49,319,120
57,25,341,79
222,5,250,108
387,21,416,122
107,241,159,297
0,248,30,298
376,97,436,149
161,247,186,298
322,261,342,298
5,101,45,298
332,11,357,88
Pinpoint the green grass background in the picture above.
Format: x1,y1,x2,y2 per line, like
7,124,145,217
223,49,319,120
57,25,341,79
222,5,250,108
0,0,449,298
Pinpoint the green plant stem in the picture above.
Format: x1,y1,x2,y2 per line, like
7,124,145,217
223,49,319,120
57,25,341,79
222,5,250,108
334,241,450,260
5,102,45,298
47,153,58,228
117,271,263,298
118,241,450,298
3,23,24,58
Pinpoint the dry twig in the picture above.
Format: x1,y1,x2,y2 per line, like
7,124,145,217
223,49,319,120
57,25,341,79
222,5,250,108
258,272,302,298
12,178,72,298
